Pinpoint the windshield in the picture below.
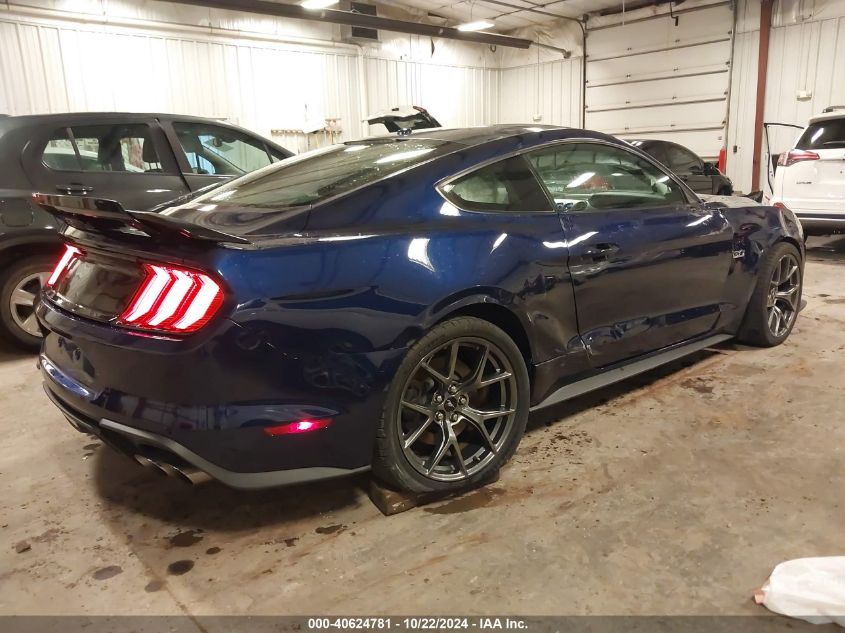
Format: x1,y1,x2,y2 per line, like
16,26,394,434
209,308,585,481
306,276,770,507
192,138,455,210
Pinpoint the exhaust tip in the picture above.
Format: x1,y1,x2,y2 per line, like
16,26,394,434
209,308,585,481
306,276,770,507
134,454,211,485
172,464,212,486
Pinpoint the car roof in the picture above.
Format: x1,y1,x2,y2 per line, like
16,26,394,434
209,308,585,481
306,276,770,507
0,112,240,124
808,111,845,124
351,124,617,148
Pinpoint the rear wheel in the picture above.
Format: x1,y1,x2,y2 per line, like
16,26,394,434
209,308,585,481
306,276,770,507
0,255,54,350
737,242,803,347
373,317,530,493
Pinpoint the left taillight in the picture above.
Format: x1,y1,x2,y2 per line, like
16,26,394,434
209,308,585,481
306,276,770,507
118,263,224,334
47,244,83,287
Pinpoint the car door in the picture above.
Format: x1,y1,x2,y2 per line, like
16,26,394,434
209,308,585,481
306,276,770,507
163,120,286,193
23,118,189,210
664,142,711,194
526,141,735,368
763,122,804,198
437,154,584,371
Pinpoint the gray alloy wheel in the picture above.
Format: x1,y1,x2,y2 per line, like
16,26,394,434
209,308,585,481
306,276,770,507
397,336,518,482
9,271,50,338
374,316,530,493
766,252,801,338
737,241,803,347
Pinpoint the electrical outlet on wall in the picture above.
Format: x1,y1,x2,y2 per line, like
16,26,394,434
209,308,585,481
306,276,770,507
796,89,812,101
532,113,542,122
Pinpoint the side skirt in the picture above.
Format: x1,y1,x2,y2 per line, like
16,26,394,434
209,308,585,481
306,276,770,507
530,333,733,411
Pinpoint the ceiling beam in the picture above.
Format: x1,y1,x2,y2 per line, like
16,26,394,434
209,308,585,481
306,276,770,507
167,0,533,48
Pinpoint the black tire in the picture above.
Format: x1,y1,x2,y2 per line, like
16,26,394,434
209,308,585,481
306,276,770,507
736,242,803,347
0,254,54,350
373,316,530,493
717,186,733,196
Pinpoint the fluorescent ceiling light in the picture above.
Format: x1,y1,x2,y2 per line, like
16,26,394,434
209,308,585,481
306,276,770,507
456,20,494,32
301,0,338,9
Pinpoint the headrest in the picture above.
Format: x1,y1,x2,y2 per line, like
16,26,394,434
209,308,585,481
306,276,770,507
141,138,159,163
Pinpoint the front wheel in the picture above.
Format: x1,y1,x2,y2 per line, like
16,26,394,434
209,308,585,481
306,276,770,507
737,242,803,347
373,316,530,493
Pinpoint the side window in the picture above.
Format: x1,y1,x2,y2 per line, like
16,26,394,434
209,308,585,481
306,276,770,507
43,124,163,173
440,156,552,213
526,142,687,212
42,129,80,171
173,122,272,176
666,145,703,174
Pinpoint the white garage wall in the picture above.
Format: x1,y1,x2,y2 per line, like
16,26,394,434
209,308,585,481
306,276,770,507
0,0,498,149
498,59,582,127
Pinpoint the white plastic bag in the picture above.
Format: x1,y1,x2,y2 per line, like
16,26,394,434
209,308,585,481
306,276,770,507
755,557,845,626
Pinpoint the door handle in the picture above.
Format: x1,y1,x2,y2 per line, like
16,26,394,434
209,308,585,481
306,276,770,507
56,183,94,195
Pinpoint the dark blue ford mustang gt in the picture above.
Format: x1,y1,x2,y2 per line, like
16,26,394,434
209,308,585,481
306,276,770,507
34,125,804,493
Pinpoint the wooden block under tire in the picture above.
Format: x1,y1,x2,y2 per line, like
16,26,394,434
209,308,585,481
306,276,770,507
367,470,501,516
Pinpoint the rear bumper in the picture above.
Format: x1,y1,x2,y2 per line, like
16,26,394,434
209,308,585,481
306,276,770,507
37,297,405,488
794,212,845,234
43,381,368,489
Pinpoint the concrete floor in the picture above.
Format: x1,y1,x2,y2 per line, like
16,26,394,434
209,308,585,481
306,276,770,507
1,237,844,617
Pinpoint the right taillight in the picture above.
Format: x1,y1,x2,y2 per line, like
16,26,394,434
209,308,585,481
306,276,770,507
778,149,820,167
118,263,223,334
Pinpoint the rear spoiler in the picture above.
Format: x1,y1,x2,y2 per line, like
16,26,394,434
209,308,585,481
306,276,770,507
33,194,250,245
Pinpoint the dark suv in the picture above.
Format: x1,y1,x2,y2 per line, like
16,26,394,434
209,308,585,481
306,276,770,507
626,139,733,195
0,112,291,348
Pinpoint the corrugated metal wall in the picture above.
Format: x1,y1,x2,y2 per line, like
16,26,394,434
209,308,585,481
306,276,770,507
0,13,363,147
0,5,498,149
498,58,582,127
363,57,499,130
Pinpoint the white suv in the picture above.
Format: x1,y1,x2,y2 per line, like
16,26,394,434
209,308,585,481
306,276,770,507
770,107,845,235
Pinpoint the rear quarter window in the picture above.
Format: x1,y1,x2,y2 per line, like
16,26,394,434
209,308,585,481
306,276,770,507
194,138,456,209
796,118,845,150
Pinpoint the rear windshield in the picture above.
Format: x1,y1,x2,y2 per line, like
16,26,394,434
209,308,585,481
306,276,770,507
796,118,845,150
194,138,455,209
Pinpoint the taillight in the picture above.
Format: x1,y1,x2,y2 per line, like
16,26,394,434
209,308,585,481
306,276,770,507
118,264,223,334
47,244,82,287
778,149,820,167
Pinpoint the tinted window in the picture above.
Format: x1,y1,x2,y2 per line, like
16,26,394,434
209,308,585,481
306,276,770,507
70,124,161,172
527,142,686,211
665,144,703,173
441,156,552,213
796,119,845,150
174,122,273,175
194,139,455,209
42,124,161,173
42,130,79,170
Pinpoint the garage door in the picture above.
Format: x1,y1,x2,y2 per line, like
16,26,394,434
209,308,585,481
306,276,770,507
585,2,733,161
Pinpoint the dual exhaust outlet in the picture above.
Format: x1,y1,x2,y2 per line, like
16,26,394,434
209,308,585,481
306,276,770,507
134,454,212,486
